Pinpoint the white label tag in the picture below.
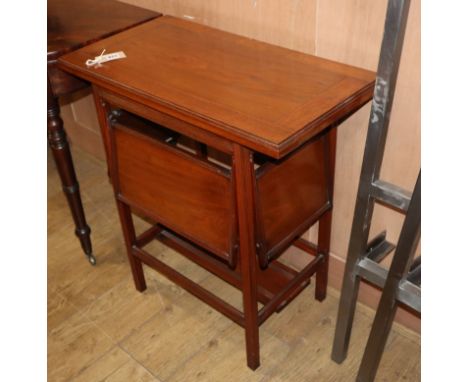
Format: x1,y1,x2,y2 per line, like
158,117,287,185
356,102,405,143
86,50,126,67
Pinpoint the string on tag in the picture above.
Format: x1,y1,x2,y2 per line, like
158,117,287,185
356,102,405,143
86,49,127,67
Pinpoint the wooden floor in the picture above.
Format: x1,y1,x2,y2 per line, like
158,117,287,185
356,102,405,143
48,146,421,382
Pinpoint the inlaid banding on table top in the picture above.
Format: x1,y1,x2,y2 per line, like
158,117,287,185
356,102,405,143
58,15,375,159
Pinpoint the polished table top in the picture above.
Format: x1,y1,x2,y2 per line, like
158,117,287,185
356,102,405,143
58,16,375,158
48,0,161,62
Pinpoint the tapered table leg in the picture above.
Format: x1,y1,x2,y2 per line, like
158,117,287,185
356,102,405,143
233,144,260,370
47,77,95,265
115,200,147,292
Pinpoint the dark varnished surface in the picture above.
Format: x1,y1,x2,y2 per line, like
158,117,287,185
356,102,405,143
58,16,375,158
257,135,329,258
108,111,331,270
48,0,161,96
80,16,347,367
113,122,235,262
48,0,160,62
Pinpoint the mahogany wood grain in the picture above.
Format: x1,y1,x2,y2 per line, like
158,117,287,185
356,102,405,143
256,134,329,264
58,16,375,158
91,90,113,177
316,126,337,301
233,144,260,369
48,0,160,62
116,200,147,292
108,110,335,275
57,14,377,369
48,66,89,99
48,1,161,97
112,123,236,263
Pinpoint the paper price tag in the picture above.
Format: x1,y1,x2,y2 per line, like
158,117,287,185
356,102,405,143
86,50,126,67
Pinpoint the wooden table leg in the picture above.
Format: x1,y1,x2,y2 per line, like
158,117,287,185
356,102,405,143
316,127,337,301
47,77,95,265
116,200,147,292
316,210,331,301
233,144,260,370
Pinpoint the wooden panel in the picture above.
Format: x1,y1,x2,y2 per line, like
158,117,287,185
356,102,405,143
58,16,375,158
113,124,235,261
257,135,329,256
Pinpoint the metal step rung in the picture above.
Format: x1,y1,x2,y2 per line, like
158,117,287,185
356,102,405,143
365,231,395,263
371,180,412,212
397,280,421,313
356,258,388,289
355,258,421,313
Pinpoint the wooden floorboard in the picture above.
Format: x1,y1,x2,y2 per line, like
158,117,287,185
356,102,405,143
48,146,420,381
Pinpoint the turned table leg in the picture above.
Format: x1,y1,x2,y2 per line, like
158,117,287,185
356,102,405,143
47,77,95,265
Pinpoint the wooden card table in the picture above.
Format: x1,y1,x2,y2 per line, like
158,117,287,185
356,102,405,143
47,0,161,264
58,16,375,369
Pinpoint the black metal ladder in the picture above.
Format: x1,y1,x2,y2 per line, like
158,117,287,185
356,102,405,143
331,0,421,380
